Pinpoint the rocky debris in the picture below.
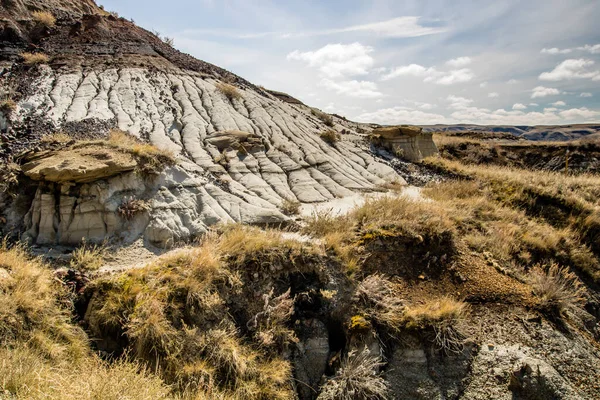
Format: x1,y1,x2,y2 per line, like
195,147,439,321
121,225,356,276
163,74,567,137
204,130,262,151
371,125,439,162
293,319,331,400
265,89,305,105
21,146,137,183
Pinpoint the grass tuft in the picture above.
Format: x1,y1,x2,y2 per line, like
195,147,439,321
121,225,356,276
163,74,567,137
70,241,105,272
531,263,585,314
20,52,50,66
320,129,341,145
216,82,242,101
32,11,56,28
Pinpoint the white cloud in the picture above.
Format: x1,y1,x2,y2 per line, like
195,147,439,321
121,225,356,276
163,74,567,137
319,78,382,98
446,56,472,68
287,43,374,79
355,107,449,125
529,103,539,106
544,107,558,112
558,107,600,120
539,59,600,81
479,82,488,88
193,16,446,39
382,63,474,85
580,92,593,97
551,100,566,107
577,44,600,54
488,92,499,98
512,103,527,110
531,86,560,98
446,95,473,109
541,47,572,55
507,79,519,84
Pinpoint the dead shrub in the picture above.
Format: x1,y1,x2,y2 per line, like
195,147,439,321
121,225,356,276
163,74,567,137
39,132,72,145
246,288,296,350
0,162,21,194
311,109,334,127
216,82,242,101
320,129,341,145
118,197,150,220
32,11,56,28
281,198,301,215
531,263,585,314
0,98,17,116
20,52,50,66
317,347,389,400
356,274,405,329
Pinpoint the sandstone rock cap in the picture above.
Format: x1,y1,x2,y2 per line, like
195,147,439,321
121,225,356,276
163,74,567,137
372,126,424,139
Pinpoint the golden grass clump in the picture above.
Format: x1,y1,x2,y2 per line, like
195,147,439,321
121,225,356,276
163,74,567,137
84,227,303,398
118,197,151,220
20,52,50,65
320,129,341,145
0,162,21,193
311,108,334,127
32,11,56,28
216,82,242,101
318,347,389,400
70,242,105,272
0,98,17,115
281,198,301,215
531,263,585,314
39,132,73,145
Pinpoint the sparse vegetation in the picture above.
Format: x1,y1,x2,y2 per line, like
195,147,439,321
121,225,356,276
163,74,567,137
118,197,150,220
32,11,56,28
0,98,16,116
532,263,586,314
0,162,21,194
20,52,50,66
281,198,301,215
39,132,73,145
320,129,341,145
311,108,334,127
318,347,389,400
216,82,242,101
70,241,105,272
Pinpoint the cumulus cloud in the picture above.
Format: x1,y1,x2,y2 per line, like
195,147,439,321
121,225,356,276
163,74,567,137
479,82,488,88
287,42,374,78
577,44,600,54
541,47,572,55
551,100,566,107
355,107,449,125
445,56,472,68
319,78,382,98
539,59,600,81
580,92,593,97
558,107,600,120
488,92,499,98
382,63,474,85
531,86,560,98
512,103,527,110
446,95,473,109
529,103,539,106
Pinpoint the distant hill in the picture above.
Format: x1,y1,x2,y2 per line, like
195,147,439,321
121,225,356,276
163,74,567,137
420,124,600,141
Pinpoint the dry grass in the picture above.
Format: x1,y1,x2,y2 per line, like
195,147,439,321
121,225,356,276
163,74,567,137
320,129,341,145
71,129,176,175
21,52,50,65
311,109,334,127
0,98,16,115
84,226,309,398
40,132,73,145
318,347,389,400
281,198,301,215
216,82,242,101
0,162,20,194
531,263,586,314
355,274,405,329
70,242,105,272
32,11,56,28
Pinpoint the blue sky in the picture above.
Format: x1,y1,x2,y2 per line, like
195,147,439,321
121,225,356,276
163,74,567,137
99,0,600,125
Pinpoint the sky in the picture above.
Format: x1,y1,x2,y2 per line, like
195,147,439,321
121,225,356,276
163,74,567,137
99,0,600,125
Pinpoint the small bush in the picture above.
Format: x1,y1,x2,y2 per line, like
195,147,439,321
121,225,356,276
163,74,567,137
0,162,21,194
311,109,334,127
20,52,50,66
106,129,176,174
118,197,150,220
318,347,389,400
32,11,56,28
0,98,16,116
320,129,341,145
281,198,301,215
163,36,174,47
216,82,242,101
532,263,585,314
70,242,105,272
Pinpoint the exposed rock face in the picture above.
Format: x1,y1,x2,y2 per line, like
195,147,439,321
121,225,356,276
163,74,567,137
0,2,402,245
372,125,439,162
